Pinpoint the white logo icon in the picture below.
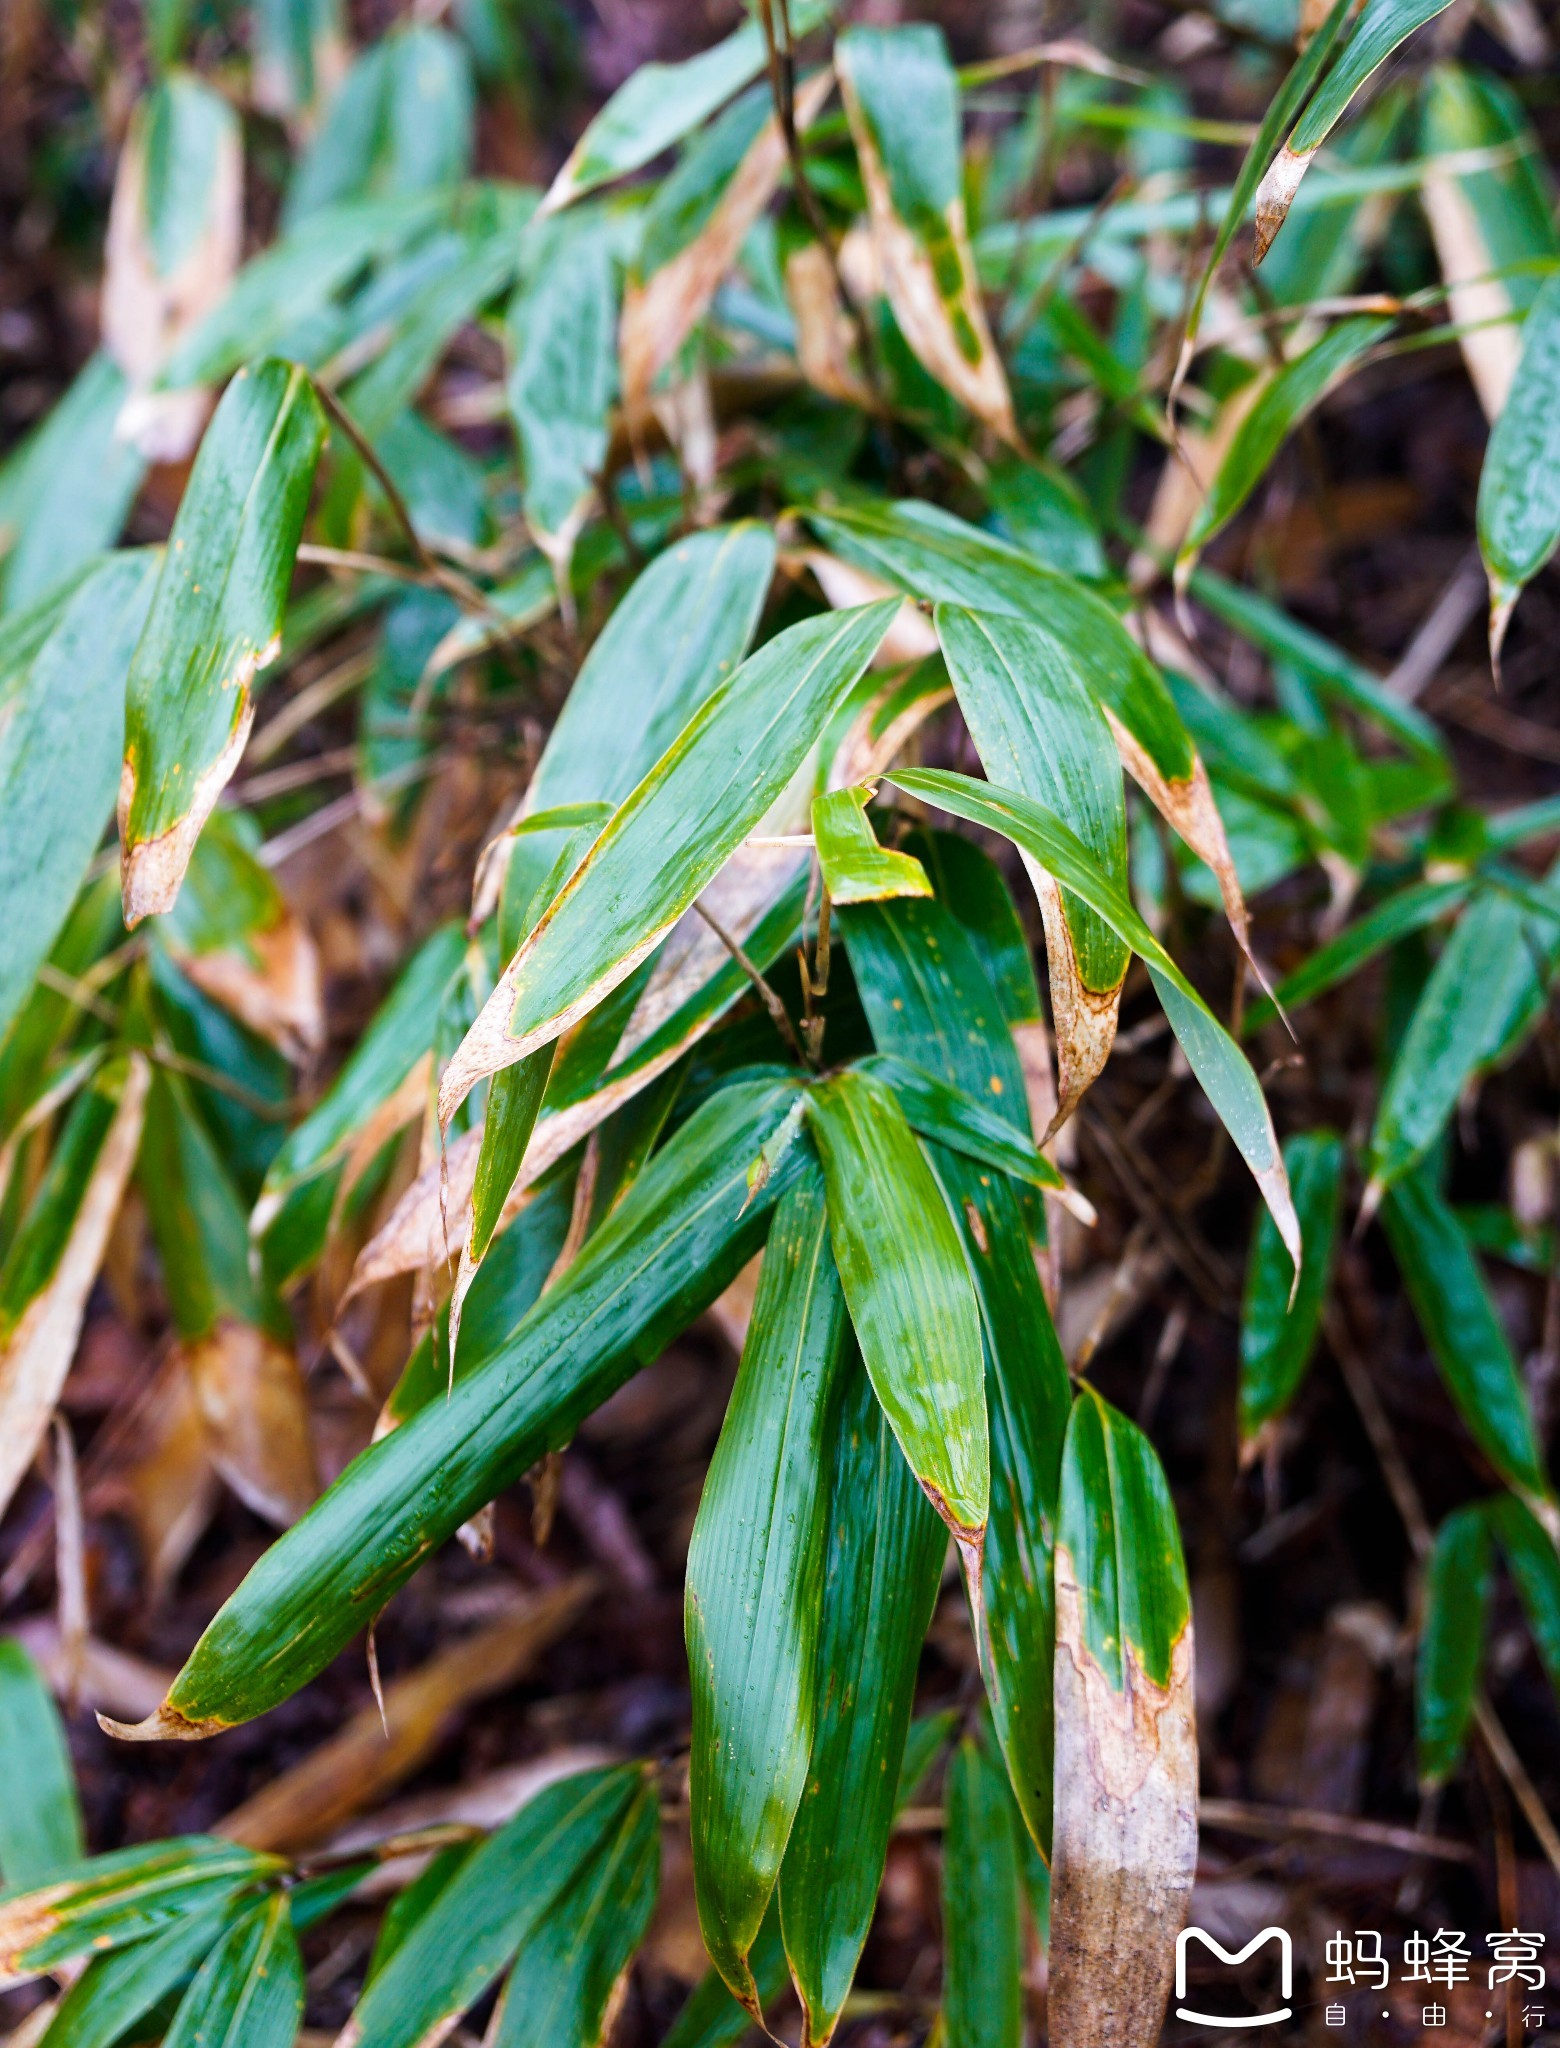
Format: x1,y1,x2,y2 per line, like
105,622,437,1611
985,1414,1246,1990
1176,1926,1294,2028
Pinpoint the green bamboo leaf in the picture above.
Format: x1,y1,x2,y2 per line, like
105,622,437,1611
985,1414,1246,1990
841,895,1070,1854
343,1765,648,2048
0,1839,282,1985
890,766,1301,1275
662,1899,789,2048
836,24,1017,444
1253,0,1459,260
1051,1385,1196,2048
162,1892,303,2048
983,455,1107,583
1415,1505,1491,1789
119,358,326,926
806,503,1252,957
687,1177,848,2012
508,209,620,568
0,1641,82,1887
0,356,145,613
1476,272,1560,668
487,1765,660,2048
1171,0,1354,380
1368,869,1560,1193
1239,1130,1344,1442
0,1053,150,1520
1419,65,1560,325
531,525,777,815
858,1055,1073,1202
1486,1494,1560,1708
777,1355,945,2048
1380,1170,1552,1507
0,551,157,1044
363,1842,475,1986
165,193,450,388
110,1076,806,1738
1176,318,1393,585
284,23,473,226
440,602,895,1125
942,1738,1024,2048
804,1067,988,1547
812,786,931,905
1244,878,1469,1037
935,603,1130,1127
539,4,826,215
254,920,467,1285
1188,563,1447,765
39,1894,240,2048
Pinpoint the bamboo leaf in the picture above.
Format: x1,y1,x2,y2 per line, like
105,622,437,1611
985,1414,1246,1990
341,1765,648,2048
1051,1385,1197,2048
942,1737,1024,2048
539,5,827,216
39,1894,241,2048
138,1065,316,1527
1239,1130,1344,1444
777,1354,945,2048
162,1892,303,2048
487,1764,660,2048
1172,0,1355,381
107,1076,807,1738
804,1067,988,1547
622,71,834,425
1381,1170,1553,1508
0,552,157,1044
1476,271,1560,668
529,524,777,815
439,602,895,1126
508,209,620,570
1175,317,1393,586
0,357,146,613
284,23,473,226
837,25,1018,444
253,920,467,1285
811,786,931,905
1254,0,1459,261
0,1640,82,1887
1415,1505,1490,1790
806,503,1253,961
119,358,326,926
841,896,1070,1853
1487,1494,1560,1709
0,1839,282,1987
859,1055,1076,1203
936,603,1129,1129
0,1053,150,1521
687,1177,848,2012
890,766,1301,1275
664,1899,789,2048
1244,878,1468,1036
1368,869,1560,1193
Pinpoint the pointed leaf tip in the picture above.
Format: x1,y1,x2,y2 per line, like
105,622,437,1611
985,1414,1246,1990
96,1702,226,1742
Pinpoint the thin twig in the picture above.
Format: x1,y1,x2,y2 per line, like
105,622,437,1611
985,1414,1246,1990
693,900,806,1065
310,381,495,619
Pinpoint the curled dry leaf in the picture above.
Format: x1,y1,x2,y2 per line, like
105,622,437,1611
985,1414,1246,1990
217,1580,594,1851
183,1323,318,1529
100,1353,220,1596
1028,865,1123,1136
620,70,834,424
103,78,243,461
0,1055,150,1520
